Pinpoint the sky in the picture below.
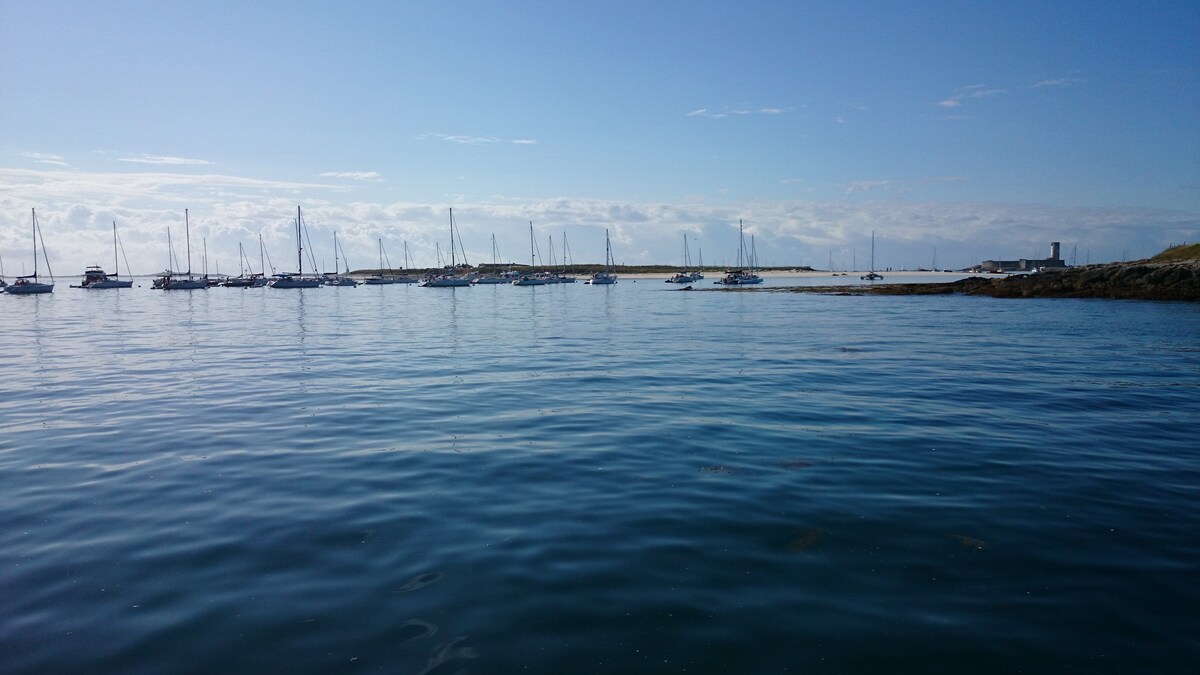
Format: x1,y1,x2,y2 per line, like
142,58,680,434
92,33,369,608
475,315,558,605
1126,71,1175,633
1,0,1198,276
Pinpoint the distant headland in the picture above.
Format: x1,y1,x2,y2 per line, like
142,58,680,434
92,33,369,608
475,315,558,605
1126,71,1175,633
743,244,1200,301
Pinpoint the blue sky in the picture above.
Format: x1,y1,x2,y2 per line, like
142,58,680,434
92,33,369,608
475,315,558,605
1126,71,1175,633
1,0,1197,274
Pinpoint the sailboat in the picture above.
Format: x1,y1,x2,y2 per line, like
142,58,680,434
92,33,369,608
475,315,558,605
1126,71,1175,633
77,221,134,288
221,242,261,287
155,209,206,290
513,222,546,286
421,208,472,287
537,234,564,284
715,220,763,285
270,206,321,288
0,253,7,288
5,208,54,294
860,231,883,280
323,232,358,286
666,233,699,283
394,242,420,284
557,232,577,283
585,228,618,285
473,234,508,284
362,238,397,285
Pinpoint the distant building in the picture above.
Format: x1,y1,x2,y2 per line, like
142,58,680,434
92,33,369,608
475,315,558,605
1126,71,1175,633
977,242,1068,272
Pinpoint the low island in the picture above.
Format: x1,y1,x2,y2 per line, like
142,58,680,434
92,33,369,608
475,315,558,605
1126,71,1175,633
736,244,1200,301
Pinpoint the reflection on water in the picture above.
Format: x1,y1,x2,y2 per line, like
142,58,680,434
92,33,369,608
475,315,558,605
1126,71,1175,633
1,282,1198,674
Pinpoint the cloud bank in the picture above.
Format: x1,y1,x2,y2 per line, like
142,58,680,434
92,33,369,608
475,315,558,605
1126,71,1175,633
1,166,1194,276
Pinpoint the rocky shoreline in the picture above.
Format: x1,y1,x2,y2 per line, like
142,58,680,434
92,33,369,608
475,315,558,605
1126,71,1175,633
745,259,1200,301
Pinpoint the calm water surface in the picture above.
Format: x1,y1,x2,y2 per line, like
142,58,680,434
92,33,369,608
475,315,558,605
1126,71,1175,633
2,278,1198,673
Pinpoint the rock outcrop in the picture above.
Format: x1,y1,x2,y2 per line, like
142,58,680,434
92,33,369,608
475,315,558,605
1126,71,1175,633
947,261,1200,300
755,259,1200,301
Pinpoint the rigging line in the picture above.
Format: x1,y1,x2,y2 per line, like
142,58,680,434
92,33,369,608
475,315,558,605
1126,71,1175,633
301,214,319,274
35,211,54,280
117,228,134,277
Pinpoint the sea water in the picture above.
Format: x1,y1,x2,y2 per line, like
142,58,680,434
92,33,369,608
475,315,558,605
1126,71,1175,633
2,279,1198,673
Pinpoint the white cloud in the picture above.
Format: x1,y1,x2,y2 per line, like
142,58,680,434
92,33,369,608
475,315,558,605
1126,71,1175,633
1,166,1193,274
419,133,502,145
320,171,383,181
118,154,212,165
511,139,538,145
1033,78,1083,88
687,106,788,118
937,85,1007,108
838,176,968,195
19,152,70,167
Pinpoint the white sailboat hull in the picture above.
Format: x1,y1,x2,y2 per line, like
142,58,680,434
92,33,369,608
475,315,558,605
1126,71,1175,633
421,276,471,287
159,278,207,290
270,276,320,288
4,281,54,294
84,279,133,289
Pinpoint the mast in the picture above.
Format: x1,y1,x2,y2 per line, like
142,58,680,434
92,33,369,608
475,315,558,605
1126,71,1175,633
738,220,744,269
870,230,875,273
449,208,456,268
31,208,38,279
113,221,119,276
296,206,304,276
184,208,192,280
529,222,535,267
259,234,265,275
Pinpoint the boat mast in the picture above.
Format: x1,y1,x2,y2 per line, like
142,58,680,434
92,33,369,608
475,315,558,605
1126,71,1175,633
31,208,38,279
113,221,119,276
870,230,875,273
449,208,456,269
738,220,744,269
184,209,192,280
296,206,304,277
529,222,535,268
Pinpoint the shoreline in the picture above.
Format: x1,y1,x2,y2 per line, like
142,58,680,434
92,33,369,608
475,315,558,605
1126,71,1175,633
716,260,1200,301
